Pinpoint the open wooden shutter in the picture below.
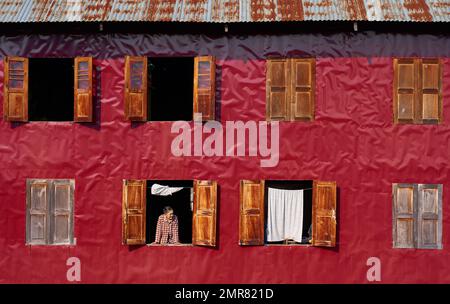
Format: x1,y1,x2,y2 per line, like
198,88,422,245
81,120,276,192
124,56,147,121
392,183,417,248
4,57,28,121
266,59,289,121
312,181,337,247
239,180,265,245
192,180,217,247
52,180,74,245
122,180,146,245
417,184,442,249
193,56,216,121
26,179,50,245
74,57,93,122
394,59,417,124
419,59,442,124
291,58,315,121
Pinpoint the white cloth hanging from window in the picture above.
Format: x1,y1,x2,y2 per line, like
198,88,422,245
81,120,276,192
151,184,184,196
267,188,304,242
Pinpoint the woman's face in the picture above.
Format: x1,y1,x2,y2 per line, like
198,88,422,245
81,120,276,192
165,211,174,220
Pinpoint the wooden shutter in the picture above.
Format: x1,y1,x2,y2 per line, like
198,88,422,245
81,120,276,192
417,184,442,249
312,181,337,247
122,180,146,245
392,183,417,248
26,179,50,245
4,57,28,121
74,57,93,122
124,56,147,121
192,180,217,247
394,59,417,124
239,180,265,245
193,56,216,121
266,59,289,121
52,180,74,245
419,59,442,123
291,58,315,121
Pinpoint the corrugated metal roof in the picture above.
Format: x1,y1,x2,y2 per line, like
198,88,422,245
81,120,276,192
0,0,448,23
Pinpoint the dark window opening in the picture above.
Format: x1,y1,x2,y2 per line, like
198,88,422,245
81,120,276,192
148,57,194,121
264,180,313,245
29,58,74,121
146,180,193,244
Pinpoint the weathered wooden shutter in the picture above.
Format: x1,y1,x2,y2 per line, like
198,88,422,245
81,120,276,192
393,59,417,124
419,59,441,123
4,57,28,121
52,180,74,245
193,56,216,121
291,58,315,121
122,180,146,245
192,180,217,247
26,179,50,245
124,56,147,121
74,57,93,122
417,184,442,249
312,181,337,247
392,183,417,248
239,180,265,245
266,59,289,121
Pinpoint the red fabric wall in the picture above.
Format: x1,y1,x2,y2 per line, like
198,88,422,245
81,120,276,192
0,33,449,283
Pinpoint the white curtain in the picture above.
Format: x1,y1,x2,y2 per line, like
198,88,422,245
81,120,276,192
267,188,304,242
151,183,184,196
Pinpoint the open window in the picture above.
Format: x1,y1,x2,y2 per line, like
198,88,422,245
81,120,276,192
124,56,215,122
122,179,217,247
239,180,336,247
3,57,93,122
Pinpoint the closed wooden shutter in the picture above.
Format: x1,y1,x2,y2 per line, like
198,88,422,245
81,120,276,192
394,59,417,124
312,181,337,247
291,58,315,121
4,57,28,121
419,59,442,123
192,180,217,247
124,56,147,121
239,180,265,245
417,184,442,249
26,179,50,245
266,59,289,121
122,180,146,245
193,56,216,121
74,57,93,122
52,180,74,245
392,183,417,248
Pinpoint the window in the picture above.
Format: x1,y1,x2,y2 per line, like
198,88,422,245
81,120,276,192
3,56,93,122
393,58,442,124
122,179,217,247
266,58,315,121
239,180,336,247
124,56,215,122
26,179,75,245
392,183,442,249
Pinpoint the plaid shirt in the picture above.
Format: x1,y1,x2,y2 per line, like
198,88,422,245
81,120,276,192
155,214,179,244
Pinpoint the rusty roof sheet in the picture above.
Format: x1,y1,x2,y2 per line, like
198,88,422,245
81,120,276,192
0,0,448,23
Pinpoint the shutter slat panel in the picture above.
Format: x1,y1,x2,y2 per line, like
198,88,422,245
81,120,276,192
4,57,28,121
312,181,337,247
239,180,265,246
122,180,146,245
193,56,216,121
291,58,315,121
417,184,442,249
266,59,289,121
419,59,441,123
27,180,50,245
125,56,147,121
394,59,416,124
74,57,93,122
392,183,417,248
52,180,74,245
192,180,217,247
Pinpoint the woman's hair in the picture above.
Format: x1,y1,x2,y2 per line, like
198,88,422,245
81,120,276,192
163,206,173,214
